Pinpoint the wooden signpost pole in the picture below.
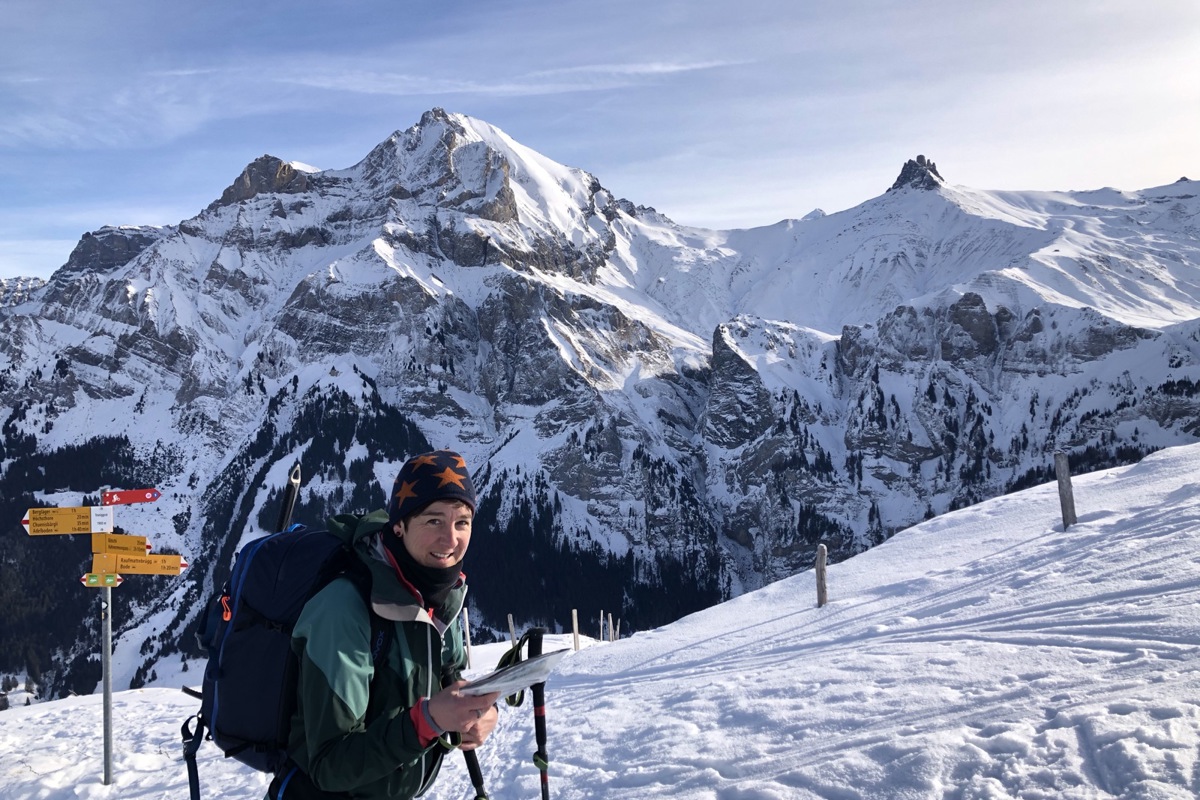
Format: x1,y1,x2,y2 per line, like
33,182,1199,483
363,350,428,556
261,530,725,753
101,584,113,785
98,486,113,786
99,487,114,786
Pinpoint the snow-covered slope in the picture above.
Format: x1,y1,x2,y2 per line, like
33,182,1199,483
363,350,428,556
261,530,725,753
5,441,1200,798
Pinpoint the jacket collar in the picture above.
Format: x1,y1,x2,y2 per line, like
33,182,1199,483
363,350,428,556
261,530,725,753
362,532,466,633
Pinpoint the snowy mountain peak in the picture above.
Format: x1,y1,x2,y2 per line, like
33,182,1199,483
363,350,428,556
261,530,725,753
889,154,944,192
347,107,604,232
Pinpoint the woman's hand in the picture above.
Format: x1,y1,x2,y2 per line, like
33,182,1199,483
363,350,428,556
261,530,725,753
427,681,500,736
459,701,499,750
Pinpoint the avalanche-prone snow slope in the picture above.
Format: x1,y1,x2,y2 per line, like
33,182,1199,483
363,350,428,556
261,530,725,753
5,442,1200,798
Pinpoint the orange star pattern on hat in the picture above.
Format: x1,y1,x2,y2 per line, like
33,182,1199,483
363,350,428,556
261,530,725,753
393,480,418,504
435,466,468,489
388,449,477,525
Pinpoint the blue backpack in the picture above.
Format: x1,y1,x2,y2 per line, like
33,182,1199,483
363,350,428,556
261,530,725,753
181,518,392,800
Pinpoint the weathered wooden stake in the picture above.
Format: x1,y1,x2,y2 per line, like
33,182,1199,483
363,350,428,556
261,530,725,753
1055,451,1077,530
507,613,517,648
816,544,828,608
571,608,580,651
599,609,605,642
608,612,615,642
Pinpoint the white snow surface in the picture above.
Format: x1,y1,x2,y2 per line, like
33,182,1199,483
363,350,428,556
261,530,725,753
5,442,1200,798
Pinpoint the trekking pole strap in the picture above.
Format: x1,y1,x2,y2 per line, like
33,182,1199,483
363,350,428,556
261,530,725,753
180,715,205,800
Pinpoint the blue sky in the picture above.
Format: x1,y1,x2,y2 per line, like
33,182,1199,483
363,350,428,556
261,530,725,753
2,0,1198,279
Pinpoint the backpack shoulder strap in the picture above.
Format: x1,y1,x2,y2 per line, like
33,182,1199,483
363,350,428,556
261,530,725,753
337,551,394,667
327,509,390,545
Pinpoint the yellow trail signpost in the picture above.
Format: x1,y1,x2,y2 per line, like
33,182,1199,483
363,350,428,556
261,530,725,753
20,486,185,786
90,552,187,576
22,506,114,535
91,533,150,555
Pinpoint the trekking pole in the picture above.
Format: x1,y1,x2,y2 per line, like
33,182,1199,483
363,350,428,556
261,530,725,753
527,627,550,800
275,463,301,532
463,751,489,800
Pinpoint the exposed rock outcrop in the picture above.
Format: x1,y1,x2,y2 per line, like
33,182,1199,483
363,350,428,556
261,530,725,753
209,155,311,209
889,154,944,191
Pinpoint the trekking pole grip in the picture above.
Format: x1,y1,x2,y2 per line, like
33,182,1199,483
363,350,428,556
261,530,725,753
275,463,301,533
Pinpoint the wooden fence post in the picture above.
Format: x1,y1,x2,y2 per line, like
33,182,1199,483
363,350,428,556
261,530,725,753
816,544,828,608
608,612,615,642
599,609,604,642
571,609,580,651
1055,451,1077,530
507,613,517,648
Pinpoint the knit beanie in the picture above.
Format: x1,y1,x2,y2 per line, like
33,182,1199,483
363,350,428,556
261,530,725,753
387,449,477,526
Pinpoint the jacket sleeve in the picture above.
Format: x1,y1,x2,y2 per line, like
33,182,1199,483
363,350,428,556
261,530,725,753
291,579,431,792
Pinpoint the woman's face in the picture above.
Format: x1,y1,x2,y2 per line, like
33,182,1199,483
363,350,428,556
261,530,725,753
396,499,473,568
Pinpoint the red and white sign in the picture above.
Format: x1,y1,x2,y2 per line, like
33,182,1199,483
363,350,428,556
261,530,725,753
101,488,161,506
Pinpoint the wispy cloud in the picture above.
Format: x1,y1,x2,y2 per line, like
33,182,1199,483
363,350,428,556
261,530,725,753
276,58,740,99
0,66,285,149
0,54,738,150
530,60,743,78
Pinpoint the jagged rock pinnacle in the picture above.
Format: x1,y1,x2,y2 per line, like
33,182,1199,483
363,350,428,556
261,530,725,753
208,155,311,210
889,154,944,192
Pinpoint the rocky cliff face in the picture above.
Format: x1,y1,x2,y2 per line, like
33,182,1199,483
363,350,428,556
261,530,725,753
0,276,44,307
2,112,1200,697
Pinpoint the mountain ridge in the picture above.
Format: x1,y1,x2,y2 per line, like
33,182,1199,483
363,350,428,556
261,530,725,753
2,108,1199,698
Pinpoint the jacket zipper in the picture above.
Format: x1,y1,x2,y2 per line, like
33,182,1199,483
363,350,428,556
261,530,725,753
415,624,437,796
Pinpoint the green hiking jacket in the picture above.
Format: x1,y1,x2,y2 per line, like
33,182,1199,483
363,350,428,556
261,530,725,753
279,510,467,799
